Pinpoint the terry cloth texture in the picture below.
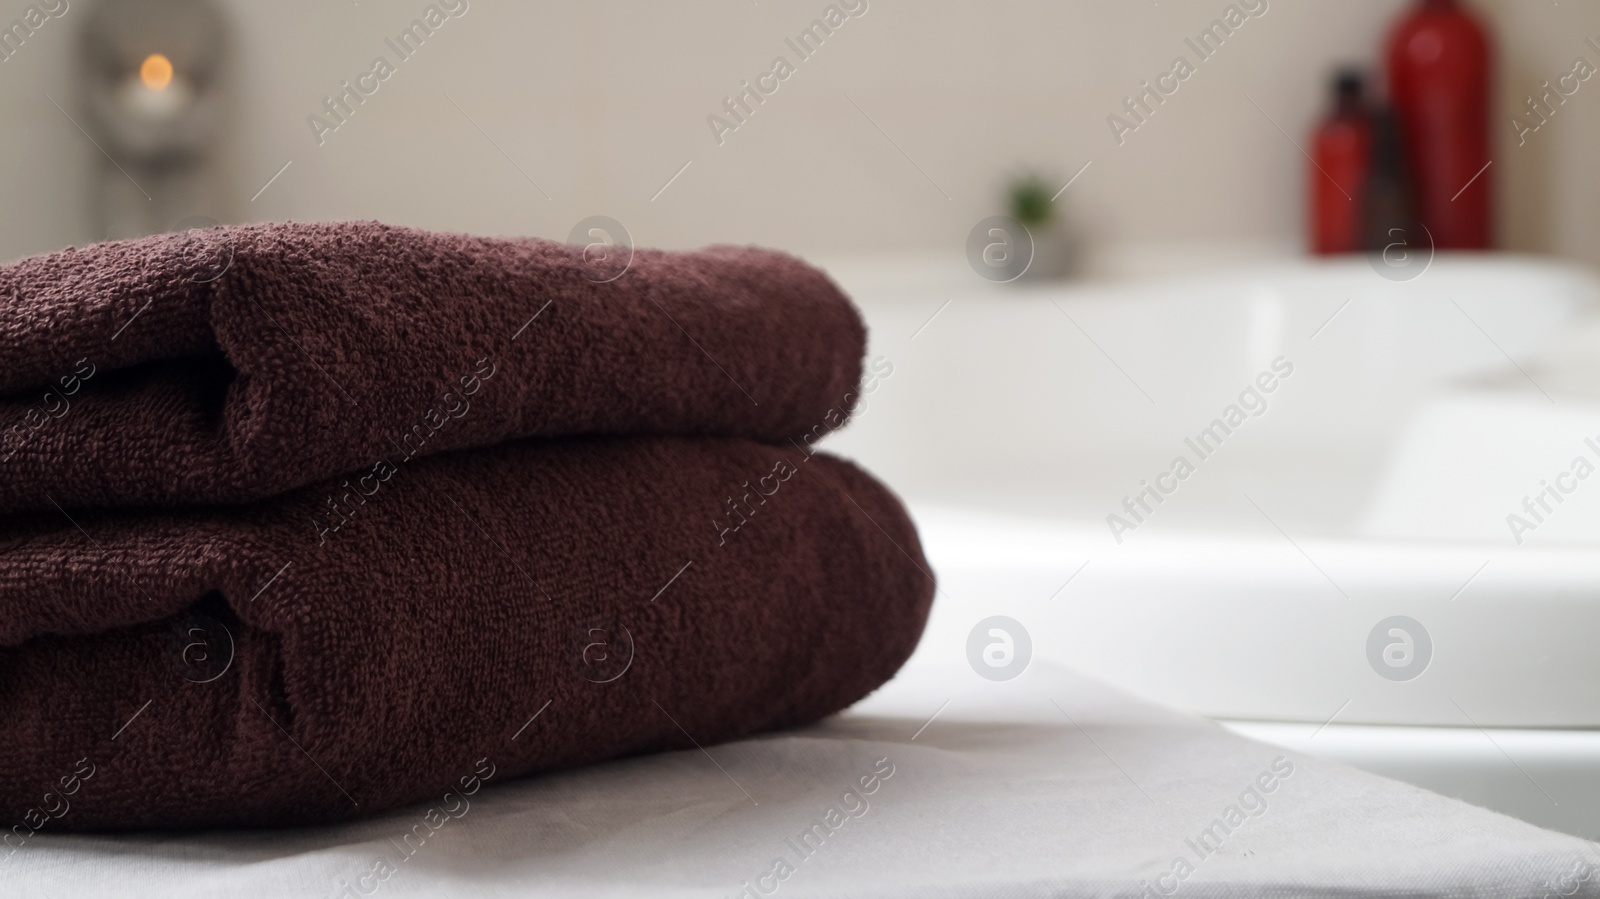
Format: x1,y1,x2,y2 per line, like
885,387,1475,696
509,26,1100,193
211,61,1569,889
0,224,932,833
0,436,933,831
0,220,865,513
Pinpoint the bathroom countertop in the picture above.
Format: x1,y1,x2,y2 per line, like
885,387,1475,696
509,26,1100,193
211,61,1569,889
7,659,1598,898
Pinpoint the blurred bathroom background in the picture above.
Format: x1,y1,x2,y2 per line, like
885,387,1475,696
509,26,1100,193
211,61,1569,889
3,0,1595,270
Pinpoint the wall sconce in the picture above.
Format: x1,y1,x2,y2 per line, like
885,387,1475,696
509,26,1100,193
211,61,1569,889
80,0,232,239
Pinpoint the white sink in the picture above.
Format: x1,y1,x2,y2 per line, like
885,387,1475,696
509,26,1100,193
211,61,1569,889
818,253,1600,838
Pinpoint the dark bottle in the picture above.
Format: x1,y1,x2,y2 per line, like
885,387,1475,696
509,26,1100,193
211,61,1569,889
1309,70,1373,255
1386,0,1493,250
1362,109,1417,254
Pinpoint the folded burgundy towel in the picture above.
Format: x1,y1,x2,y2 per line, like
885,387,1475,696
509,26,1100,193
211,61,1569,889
0,435,932,832
0,221,864,513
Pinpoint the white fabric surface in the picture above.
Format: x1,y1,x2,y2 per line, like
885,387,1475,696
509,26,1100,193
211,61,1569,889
4,658,1598,898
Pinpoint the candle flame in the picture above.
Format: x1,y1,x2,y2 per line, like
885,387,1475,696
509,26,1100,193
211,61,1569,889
140,54,173,91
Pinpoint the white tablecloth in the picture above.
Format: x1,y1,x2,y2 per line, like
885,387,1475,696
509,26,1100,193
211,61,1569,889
4,659,1598,898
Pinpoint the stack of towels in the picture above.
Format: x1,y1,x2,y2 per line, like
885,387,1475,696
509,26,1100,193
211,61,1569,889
0,222,932,831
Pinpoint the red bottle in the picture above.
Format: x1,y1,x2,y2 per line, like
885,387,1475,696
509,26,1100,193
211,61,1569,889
1386,0,1493,250
1309,71,1373,255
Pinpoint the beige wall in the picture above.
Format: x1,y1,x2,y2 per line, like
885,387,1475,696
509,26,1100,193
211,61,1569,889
0,0,1595,270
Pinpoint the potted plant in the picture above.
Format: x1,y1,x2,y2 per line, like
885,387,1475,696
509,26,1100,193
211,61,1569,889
1008,173,1075,281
